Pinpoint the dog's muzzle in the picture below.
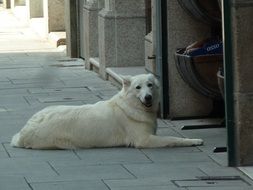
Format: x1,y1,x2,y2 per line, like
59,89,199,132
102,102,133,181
141,94,153,107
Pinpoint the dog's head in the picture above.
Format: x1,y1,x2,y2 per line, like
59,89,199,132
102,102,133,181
120,74,160,112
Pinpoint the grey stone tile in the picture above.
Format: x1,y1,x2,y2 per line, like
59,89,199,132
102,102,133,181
123,163,205,179
0,151,10,158
0,68,45,79
10,78,62,85
0,56,11,62
156,127,185,137
49,161,134,180
75,148,151,164
88,85,119,92
206,152,228,166
97,89,119,95
173,127,226,148
28,87,91,94
239,167,253,183
0,63,41,69
31,180,109,190
157,119,174,128
0,88,28,96
62,79,110,87
37,94,101,103
0,176,30,190
0,144,9,158
0,81,13,89
199,165,244,176
0,96,29,107
140,149,212,163
43,101,86,107
0,158,57,177
0,106,8,112
0,126,22,142
4,143,79,161
27,175,116,184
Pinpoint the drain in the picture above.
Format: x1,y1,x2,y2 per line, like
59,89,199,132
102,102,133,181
173,176,251,187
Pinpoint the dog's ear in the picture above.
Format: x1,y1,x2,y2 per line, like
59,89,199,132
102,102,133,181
148,73,160,88
120,75,132,89
154,77,160,88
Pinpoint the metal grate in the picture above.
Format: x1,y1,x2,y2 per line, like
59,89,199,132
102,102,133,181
173,176,251,187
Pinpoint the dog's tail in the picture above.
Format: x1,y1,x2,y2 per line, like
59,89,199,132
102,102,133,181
10,133,22,147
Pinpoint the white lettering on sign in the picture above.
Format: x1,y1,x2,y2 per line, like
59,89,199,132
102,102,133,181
207,44,220,51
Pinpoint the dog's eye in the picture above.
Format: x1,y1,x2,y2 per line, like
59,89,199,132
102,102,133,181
147,83,153,88
136,85,141,89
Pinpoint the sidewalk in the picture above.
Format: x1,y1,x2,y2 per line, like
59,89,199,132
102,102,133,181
0,6,252,190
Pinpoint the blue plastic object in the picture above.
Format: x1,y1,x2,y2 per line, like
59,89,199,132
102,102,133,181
187,40,223,56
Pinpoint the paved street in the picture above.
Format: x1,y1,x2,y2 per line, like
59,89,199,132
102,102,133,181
0,6,252,190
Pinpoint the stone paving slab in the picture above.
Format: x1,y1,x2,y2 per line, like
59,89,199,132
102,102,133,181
0,176,31,190
198,165,246,177
123,163,205,179
0,158,57,177
28,87,91,94
30,180,109,190
46,161,135,180
4,143,79,161
0,144,9,158
74,148,152,164
140,149,212,163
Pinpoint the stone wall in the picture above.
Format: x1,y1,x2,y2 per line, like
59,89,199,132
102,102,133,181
166,0,213,118
45,0,65,32
231,1,253,165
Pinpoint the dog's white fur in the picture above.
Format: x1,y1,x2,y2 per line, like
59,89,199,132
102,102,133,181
11,74,203,149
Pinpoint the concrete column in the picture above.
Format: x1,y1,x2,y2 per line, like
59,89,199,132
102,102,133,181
15,0,25,5
145,0,155,73
11,0,25,8
3,0,11,8
166,0,213,118
82,0,101,69
43,0,65,33
64,0,79,58
26,0,43,18
10,0,28,21
231,1,253,166
98,0,146,78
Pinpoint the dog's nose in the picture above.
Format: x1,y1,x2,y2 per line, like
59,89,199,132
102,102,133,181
145,94,152,102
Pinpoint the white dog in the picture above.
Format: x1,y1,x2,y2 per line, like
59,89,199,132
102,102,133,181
11,74,203,149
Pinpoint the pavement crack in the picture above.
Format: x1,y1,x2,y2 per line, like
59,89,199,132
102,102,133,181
101,179,112,190
72,150,82,160
46,161,60,176
120,164,138,179
139,149,154,163
24,177,34,190
1,142,11,158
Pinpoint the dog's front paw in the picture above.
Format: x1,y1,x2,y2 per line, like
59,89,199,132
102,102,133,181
191,138,204,146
